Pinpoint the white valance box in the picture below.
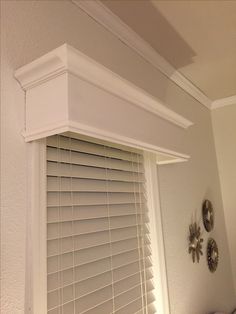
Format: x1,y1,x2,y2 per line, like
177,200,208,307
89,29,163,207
15,44,193,164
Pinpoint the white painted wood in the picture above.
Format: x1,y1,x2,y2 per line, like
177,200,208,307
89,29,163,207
157,157,188,165
67,121,190,162
73,0,212,109
68,72,191,159
23,119,190,163
144,152,170,314
14,44,193,163
25,73,69,132
15,44,193,130
211,95,236,109
29,139,47,314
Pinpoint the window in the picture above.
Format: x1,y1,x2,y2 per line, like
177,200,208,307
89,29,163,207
46,134,156,314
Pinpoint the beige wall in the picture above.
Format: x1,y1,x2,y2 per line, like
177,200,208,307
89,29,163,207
212,104,236,296
1,1,235,313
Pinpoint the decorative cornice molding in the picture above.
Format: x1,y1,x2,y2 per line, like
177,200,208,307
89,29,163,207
211,95,236,110
72,0,212,109
14,52,67,90
15,44,193,129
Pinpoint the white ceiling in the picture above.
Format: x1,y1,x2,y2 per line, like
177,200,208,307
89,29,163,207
100,0,236,102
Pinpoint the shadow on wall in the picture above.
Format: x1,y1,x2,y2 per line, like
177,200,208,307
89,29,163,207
101,0,196,70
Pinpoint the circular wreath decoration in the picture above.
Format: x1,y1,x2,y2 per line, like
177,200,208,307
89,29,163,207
202,199,214,232
207,238,219,272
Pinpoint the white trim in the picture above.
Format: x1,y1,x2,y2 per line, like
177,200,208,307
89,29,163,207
15,44,193,130
30,139,47,314
144,152,170,314
22,120,190,163
73,0,212,109
211,95,236,109
22,121,71,143
157,157,188,165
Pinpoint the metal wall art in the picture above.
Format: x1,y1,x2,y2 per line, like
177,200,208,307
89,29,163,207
188,222,203,263
202,199,214,232
207,238,219,272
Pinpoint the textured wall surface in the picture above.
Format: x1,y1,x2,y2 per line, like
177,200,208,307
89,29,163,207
212,104,236,298
1,1,235,313
158,108,236,313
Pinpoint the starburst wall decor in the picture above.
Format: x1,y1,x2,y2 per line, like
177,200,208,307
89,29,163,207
188,222,204,263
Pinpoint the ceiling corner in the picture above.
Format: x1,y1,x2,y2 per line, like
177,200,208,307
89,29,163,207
211,95,236,110
72,0,212,109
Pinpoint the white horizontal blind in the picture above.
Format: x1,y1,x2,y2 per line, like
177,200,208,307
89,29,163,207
46,134,156,314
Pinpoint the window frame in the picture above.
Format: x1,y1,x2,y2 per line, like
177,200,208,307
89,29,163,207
29,139,170,314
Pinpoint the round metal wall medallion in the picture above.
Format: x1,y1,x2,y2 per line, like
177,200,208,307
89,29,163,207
207,238,219,272
202,199,214,232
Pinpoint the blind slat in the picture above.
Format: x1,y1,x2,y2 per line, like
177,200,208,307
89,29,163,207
47,191,145,207
82,299,113,314
114,297,143,314
74,285,113,313
47,162,144,182
114,284,143,311
47,177,144,193
47,203,148,223
47,214,149,240
47,235,149,259
113,258,152,282
47,135,143,162
47,146,144,173
47,246,151,278
47,223,149,244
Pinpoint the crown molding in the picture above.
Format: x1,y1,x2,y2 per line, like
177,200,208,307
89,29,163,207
211,95,236,110
15,44,193,129
72,0,212,109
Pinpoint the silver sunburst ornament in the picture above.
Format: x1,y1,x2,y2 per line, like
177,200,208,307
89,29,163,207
188,222,203,263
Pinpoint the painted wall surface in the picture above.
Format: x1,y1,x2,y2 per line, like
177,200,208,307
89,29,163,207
1,1,235,313
212,104,236,297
